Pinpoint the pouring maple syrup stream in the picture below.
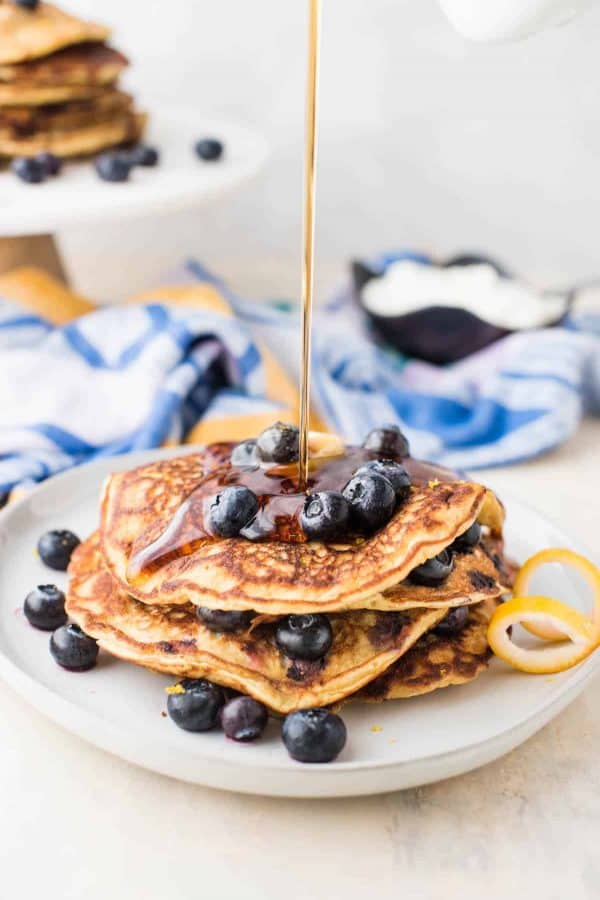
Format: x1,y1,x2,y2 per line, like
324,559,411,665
127,0,457,580
298,0,321,491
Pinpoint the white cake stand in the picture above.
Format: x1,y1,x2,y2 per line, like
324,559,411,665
0,106,269,281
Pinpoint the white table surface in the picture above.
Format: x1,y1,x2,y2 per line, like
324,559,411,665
0,420,598,900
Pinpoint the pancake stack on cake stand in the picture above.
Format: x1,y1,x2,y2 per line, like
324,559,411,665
0,2,268,283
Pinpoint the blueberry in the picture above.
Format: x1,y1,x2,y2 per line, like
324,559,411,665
342,472,396,532
166,678,225,732
355,459,411,503
195,138,224,161
11,157,45,184
37,529,80,571
410,549,454,587
15,0,39,9
94,152,131,182
24,584,67,631
50,624,98,672
434,605,469,637
230,439,259,468
127,144,159,167
35,152,62,176
206,485,259,537
275,614,333,661
197,607,254,633
282,708,347,763
451,521,482,553
220,695,268,742
362,424,410,459
256,421,299,464
301,491,350,541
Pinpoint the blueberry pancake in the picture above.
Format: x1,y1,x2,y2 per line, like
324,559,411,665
0,110,145,157
0,2,109,65
356,596,500,702
0,2,146,160
99,444,505,614
66,534,449,714
0,42,127,86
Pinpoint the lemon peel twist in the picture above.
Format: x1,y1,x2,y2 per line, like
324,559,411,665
487,549,600,674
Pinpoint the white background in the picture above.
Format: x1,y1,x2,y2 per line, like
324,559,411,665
59,0,600,302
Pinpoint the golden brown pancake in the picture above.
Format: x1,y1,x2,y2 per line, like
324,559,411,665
0,81,105,106
0,90,132,133
0,3,110,65
0,42,127,85
0,110,145,158
100,449,505,614
66,534,448,714
357,596,499,702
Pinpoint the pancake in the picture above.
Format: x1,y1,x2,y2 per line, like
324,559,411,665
357,596,499,702
100,449,505,614
66,534,448,714
0,82,105,106
376,544,505,609
0,3,110,65
0,110,145,158
0,90,132,133
0,43,128,86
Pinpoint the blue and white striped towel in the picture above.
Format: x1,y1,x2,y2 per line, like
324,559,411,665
0,254,598,495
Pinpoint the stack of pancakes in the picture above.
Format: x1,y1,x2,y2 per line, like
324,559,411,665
66,447,511,714
0,2,145,158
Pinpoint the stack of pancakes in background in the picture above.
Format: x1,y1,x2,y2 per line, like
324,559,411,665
0,1,145,158
66,444,512,714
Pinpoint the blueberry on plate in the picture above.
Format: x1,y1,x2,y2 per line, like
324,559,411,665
24,584,67,631
11,156,45,184
256,421,299,464
206,485,259,537
127,144,159,167
166,678,225,732
230,439,259,468
342,472,396,532
94,152,131,182
275,614,333,661
451,521,482,553
15,0,39,9
221,695,268,742
301,491,350,541
194,138,224,161
434,605,469,637
35,152,62,176
196,607,254,634
282,708,347,763
410,549,454,587
50,624,98,672
355,459,411,503
37,529,80,571
362,424,410,459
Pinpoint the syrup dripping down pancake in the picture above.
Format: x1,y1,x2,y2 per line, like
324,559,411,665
100,448,505,614
66,534,449,714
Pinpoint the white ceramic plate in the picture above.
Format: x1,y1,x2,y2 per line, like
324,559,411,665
0,107,268,235
0,449,597,798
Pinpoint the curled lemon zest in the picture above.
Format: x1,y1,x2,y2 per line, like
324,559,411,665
488,595,596,675
513,549,600,643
